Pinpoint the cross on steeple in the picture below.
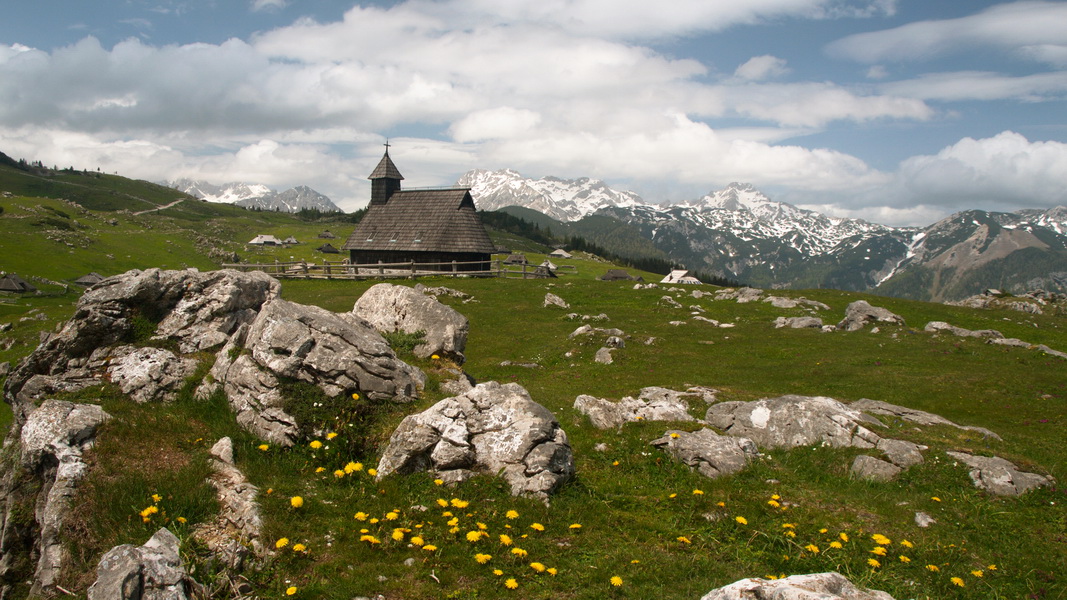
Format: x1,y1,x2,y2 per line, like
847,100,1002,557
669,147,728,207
384,139,391,154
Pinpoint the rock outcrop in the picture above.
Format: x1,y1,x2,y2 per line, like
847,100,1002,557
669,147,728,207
14,400,110,596
87,528,200,600
850,399,1001,440
574,386,714,429
651,429,759,479
946,451,1053,496
353,283,470,363
701,572,895,600
836,301,905,332
376,382,574,501
194,437,263,569
107,346,199,403
705,395,883,450
774,316,825,329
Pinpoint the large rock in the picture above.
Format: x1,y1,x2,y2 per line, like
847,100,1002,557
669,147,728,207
106,346,199,403
17,400,110,596
4,269,279,420
574,386,713,429
850,455,902,482
924,321,1003,339
208,298,425,446
353,283,470,363
851,398,1001,440
705,395,883,450
945,451,1053,496
774,316,824,329
701,572,895,600
651,428,759,479
376,382,574,501
836,300,905,332
87,528,200,600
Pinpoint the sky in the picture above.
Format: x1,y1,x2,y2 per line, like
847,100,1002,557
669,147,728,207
1,0,1066,226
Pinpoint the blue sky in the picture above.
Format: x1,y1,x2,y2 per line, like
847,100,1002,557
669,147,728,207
1,0,1065,225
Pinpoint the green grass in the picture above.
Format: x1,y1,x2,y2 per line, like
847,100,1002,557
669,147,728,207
3,232,1065,598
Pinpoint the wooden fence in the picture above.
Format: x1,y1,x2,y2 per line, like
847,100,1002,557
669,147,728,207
220,258,575,281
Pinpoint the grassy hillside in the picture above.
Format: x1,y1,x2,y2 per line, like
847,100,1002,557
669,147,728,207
1,254,1063,599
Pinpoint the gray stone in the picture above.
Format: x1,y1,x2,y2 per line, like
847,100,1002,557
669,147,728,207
836,300,905,332
715,287,763,303
87,528,200,600
705,395,883,450
594,347,614,364
774,316,824,329
543,293,569,309
106,346,199,403
914,511,936,528
875,438,925,468
851,399,1001,440
945,451,1053,496
194,437,263,568
924,321,1003,339
352,283,470,363
20,400,110,596
764,296,829,310
851,455,902,482
574,386,710,429
0,361,9,377
651,428,759,479
660,295,682,308
209,298,425,446
701,572,895,600
605,336,625,348
376,382,575,501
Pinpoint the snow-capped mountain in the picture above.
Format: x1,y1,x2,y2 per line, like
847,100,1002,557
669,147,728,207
167,179,341,213
459,168,1067,299
457,169,643,222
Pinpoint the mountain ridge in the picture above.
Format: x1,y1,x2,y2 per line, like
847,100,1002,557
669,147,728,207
166,178,341,213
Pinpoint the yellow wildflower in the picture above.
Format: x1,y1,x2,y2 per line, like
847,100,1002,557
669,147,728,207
432,354,441,360
530,523,545,532
437,498,449,507
971,570,983,578
511,547,528,558
950,577,965,587
450,498,470,508
677,536,691,544
868,558,881,568
693,489,704,495
477,522,488,530
475,553,492,564
900,539,914,548
369,518,380,524
176,517,187,524
392,529,405,541
988,565,997,571
735,516,748,525
871,533,891,546
829,541,843,549
870,546,887,556
899,555,910,563
359,535,381,544
286,586,297,596
367,468,377,476
466,531,483,543
767,500,780,508
931,496,941,502
448,517,460,527
151,494,162,502
771,494,781,500
530,562,546,572
805,544,820,554
309,440,322,449
499,534,513,546
781,523,795,529
610,576,623,587
504,578,518,589
352,392,360,400
276,537,290,549
354,512,368,521
670,433,680,439
839,532,849,542
506,510,519,519
344,462,363,473
386,511,399,521
423,544,438,551
258,444,269,451
326,432,338,440
493,569,503,576
547,567,558,575
292,543,306,552
569,523,582,530
434,478,444,485
315,467,325,473
333,469,345,478
926,565,940,572
410,536,425,546
290,496,304,508
785,531,797,538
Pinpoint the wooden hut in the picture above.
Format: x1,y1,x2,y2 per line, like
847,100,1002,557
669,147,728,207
73,272,105,287
316,243,340,254
598,269,643,282
0,273,37,293
549,248,572,259
341,148,496,272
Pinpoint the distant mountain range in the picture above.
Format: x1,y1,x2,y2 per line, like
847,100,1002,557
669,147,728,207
166,179,341,213
458,169,1067,301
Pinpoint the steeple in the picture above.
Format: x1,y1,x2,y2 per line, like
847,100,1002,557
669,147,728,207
369,142,403,206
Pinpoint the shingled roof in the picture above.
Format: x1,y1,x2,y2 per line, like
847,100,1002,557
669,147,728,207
368,151,404,181
341,188,496,254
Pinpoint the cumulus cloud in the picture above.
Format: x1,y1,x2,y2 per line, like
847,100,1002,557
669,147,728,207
734,55,790,81
826,1,1067,64
881,70,1067,102
251,0,288,11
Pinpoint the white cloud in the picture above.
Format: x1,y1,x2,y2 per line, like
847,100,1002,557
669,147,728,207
734,55,790,81
450,108,542,143
881,70,1067,102
895,131,1067,210
826,1,1067,64
719,82,933,127
251,0,288,12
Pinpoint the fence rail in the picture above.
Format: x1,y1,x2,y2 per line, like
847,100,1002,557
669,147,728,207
220,258,571,280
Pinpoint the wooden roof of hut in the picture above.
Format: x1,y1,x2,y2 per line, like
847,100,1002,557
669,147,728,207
503,253,528,265
73,272,105,286
0,273,36,293
598,269,643,282
317,230,337,239
316,243,340,254
548,248,573,259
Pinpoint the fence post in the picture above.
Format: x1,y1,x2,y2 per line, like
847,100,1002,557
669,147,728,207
522,262,527,279
378,260,383,278
452,260,457,278
410,260,416,279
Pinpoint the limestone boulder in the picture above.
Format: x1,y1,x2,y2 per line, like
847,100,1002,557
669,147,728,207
193,437,263,568
87,528,200,600
774,316,824,329
651,428,759,479
836,300,905,332
850,455,902,482
106,346,199,403
353,283,470,363
851,398,1001,440
924,321,1003,339
701,572,895,600
543,292,569,309
376,382,574,501
705,395,883,450
18,400,110,596
574,386,712,429
946,451,1053,496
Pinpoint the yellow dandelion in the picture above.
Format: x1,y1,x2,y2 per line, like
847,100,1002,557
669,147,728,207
899,555,910,563
410,536,425,546
449,526,460,534
258,444,269,451
285,586,297,596
785,531,797,538
477,522,488,530
511,547,528,558
344,461,363,473
971,570,984,578
504,578,518,589
530,523,545,532
275,537,290,549
448,517,460,527
569,523,582,530
442,511,454,517
466,531,483,542
868,558,881,568
506,510,519,519
771,494,781,500
767,500,780,508
309,440,322,449
610,575,623,587
669,493,677,498
805,544,820,554
392,529,405,541
360,535,381,545
931,496,941,502
290,496,304,508
326,432,338,440
716,501,725,507
354,512,368,521
870,546,887,556
926,565,940,572
432,354,441,360
499,534,513,546
547,567,558,576
670,433,680,439
530,562,546,573
781,523,795,529
900,539,914,548
475,553,492,564
450,498,470,508
437,498,449,507
151,494,162,502
386,511,399,521
735,516,748,525
422,544,438,551
493,569,503,576
176,517,187,524
352,392,360,400
950,577,965,588
693,489,704,495
677,536,691,544
315,466,325,473
434,478,444,485
819,528,828,533
839,532,849,542
829,541,843,549
871,533,891,546
988,565,997,571
370,518,380,524
333,469,345,478
367,468,377,476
